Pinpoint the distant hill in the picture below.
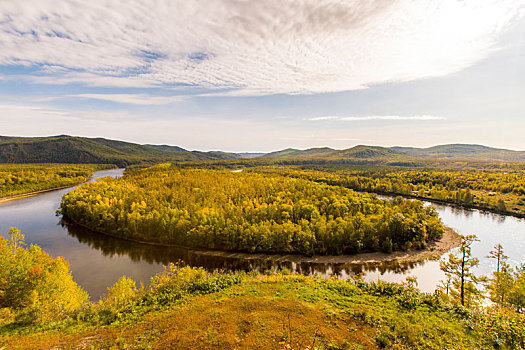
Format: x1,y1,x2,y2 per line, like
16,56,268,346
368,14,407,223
146,144,187,152
259,144,525,164
262,147,336,158
262,145,404,160
2,136,523,167
0,135,239,167
235,152,266,159
390,144,525,162
336,145,403,159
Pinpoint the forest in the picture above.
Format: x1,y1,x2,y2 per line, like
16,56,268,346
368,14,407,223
249,165,525,217
60,164,445,255
0,164,113,198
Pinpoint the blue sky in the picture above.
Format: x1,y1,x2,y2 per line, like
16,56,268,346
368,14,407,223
0,0,524,152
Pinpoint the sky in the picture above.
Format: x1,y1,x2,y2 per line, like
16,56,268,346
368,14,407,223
0,0,524,152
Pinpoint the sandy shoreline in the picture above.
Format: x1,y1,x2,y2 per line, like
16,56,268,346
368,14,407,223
183,226,461,265
0,185,74,205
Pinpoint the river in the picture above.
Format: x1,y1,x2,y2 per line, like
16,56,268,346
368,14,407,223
0,168,523,298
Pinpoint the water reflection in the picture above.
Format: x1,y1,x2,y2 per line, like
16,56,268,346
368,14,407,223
62,217,431,280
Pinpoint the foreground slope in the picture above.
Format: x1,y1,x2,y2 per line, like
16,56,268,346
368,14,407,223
1,228,523,350
2,268,520,350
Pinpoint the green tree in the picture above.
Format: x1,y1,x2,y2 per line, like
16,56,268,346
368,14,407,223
487,243,509,305
507,265,525,313
488,244,508,274
440,234,483,306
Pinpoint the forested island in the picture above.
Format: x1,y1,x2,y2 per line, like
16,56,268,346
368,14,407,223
60,164,445,255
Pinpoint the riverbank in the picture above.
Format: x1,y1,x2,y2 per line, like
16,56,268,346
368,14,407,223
374,190,525,220
65,211,460,266
0,164,116,205
183,226,461,265
0,185,75,205
2,165,519,300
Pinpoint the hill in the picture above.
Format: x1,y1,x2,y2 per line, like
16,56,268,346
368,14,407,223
259,144,525,165
2,136,524,167
235,152,266,158
391,144,525,162
0,135,239,167
262,145,404,160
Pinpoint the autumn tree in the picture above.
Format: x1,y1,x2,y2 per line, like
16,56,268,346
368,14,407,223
0,228,88,323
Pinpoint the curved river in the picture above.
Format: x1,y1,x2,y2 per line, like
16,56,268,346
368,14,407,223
0,168,524,298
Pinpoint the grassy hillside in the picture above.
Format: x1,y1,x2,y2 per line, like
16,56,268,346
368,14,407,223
3,136,524,169
1,267,522,349
0,135,239,167
337,145,403,159
235,152,266,158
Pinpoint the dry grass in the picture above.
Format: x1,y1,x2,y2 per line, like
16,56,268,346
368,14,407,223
0,274,496,350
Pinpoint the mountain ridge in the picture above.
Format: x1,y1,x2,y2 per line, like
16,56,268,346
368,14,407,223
1,135,524,165
0,135,240,167
390,143,525,162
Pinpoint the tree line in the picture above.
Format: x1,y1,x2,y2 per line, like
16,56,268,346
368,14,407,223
251,166,525,216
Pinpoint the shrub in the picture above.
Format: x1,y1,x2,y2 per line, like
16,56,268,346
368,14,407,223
146,264,241,306
99,276,139,313
0,228,88,324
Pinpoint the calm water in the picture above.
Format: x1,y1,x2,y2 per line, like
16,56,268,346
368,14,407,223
1,168,524,297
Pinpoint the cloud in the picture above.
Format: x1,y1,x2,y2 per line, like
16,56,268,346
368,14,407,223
0,0,522,95
308,115,446,121
70,94,185,105
0,103,67,117
0,103,143,122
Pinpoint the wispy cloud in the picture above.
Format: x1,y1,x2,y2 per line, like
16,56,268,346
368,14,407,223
0,1,521,95
70,94,185,105
0,103,143,122
308,115,446,121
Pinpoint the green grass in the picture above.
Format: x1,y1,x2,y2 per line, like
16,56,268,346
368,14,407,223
2,268,521,350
